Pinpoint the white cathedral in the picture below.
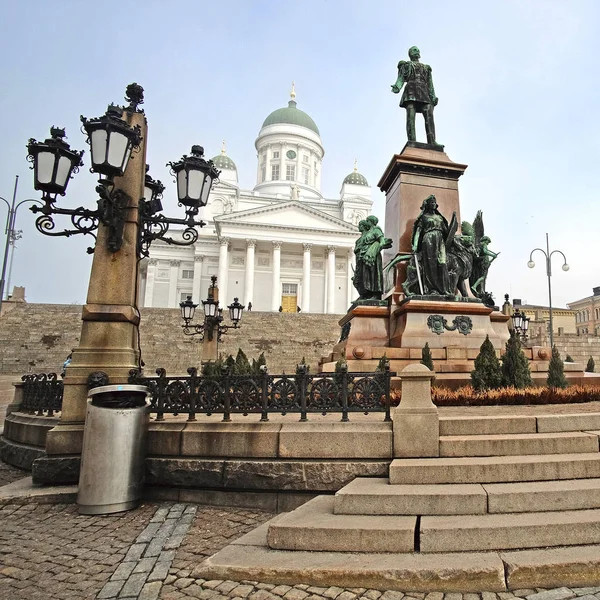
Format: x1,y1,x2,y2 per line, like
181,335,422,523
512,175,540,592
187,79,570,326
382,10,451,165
140,86,373,314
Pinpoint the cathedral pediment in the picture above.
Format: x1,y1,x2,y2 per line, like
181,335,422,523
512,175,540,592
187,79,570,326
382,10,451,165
214,201,357,233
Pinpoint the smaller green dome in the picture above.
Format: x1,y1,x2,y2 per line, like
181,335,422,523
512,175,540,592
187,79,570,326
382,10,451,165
343,171,368,186
211,147,236,171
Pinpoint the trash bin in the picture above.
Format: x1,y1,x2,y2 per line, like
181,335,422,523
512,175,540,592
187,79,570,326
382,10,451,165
77,384,149,515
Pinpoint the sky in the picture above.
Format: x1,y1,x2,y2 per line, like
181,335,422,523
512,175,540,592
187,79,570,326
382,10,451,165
1,0,599,309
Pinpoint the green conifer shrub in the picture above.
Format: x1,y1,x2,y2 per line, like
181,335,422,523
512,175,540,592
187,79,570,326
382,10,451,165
421,343,434,371
586,356,595,373
471,335,503,391
547,345,568,388
235,348,252,374
565,354,574,363
501,330,532,388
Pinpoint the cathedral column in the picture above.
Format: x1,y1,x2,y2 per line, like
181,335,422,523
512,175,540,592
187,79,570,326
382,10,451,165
266,143,272,182
347,250,355,306
327,245,336,314
192,254,204,303
302,243,312,313
143,258,157,308
218,238,229,303
271,241,282,311
280,143,286,182
168,260,180,307
244,239,256,307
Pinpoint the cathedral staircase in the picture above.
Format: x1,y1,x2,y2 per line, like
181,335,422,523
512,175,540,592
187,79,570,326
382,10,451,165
197,411,600,591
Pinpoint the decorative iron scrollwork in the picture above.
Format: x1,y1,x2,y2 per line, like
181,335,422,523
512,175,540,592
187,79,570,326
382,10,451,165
427,314,473,335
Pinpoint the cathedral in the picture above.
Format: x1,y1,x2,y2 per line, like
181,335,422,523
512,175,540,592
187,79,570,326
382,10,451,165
140,86,373,314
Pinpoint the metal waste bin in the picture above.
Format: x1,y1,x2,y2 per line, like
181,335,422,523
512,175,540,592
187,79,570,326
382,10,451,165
77,384,149,515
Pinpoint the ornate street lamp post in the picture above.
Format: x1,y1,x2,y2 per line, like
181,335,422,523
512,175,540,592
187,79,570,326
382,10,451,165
179,275,244,361
511,307,530,341
0,175,41,313
527,233,569,349
24,83,220,483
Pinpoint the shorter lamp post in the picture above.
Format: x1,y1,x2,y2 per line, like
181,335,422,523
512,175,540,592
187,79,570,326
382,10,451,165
527,233,569,349
511,307,530,341
180,275,244,361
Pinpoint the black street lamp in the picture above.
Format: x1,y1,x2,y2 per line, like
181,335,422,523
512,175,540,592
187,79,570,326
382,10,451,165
26,83,220,256
179,275,244,342
511,307,530,341
527,233,569,349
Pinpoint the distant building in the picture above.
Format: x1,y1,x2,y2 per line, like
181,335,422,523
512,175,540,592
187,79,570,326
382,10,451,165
567,287,600,335
140,85,372,314
511,298,576,337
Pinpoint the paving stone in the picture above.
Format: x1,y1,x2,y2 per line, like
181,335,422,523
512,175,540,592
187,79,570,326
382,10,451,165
148,560,171,582
464,595,481,600
444,595,463,600
526,590,577,600
124,543,148,562
568,596,598,600
136,522,162,543
231,585,258,598
133,556,158,574
110,561,137,581
381,593,405,600
249,592,280,600
257,584,276,591
425,594,445,600
119,572,148,597
363,591,383,600
98,579,126,599
218,581,243,594
308,588,328,595
572,592,600,597
349,591,366,596
498,595,516,600
324,588,346,600
139,580,162,600
336,593,357,600
306,596,325,600
284,590,310,600
174,577,195,589
272,586,293,597
513,594,537,599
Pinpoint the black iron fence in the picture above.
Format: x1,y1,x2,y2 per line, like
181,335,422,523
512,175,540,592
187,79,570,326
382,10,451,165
16,367,395,422
129,366,394,422
20,373,64,417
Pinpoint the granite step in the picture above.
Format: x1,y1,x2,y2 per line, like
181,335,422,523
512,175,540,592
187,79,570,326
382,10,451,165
389,453,600,484
333,477,487,515
484,478,600,513
420,508,600,553
440,431,599,457
266,495,416,553
439,415,537,436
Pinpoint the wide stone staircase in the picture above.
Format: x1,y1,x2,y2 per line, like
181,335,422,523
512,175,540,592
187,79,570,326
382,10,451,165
197,410,600,591
269,412,600,553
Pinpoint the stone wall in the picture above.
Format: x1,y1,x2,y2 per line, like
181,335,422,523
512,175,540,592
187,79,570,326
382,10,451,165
0,303,342,376
528,332,600,369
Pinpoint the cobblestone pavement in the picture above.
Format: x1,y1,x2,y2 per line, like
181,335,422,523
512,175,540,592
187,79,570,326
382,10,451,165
0,459,28,487
1,495,600,600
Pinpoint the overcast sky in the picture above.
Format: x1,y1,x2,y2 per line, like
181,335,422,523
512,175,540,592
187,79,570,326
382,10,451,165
1,0,598,309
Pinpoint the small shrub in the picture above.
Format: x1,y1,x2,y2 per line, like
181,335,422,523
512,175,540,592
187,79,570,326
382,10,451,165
251,352,267,374
377,354,390,372
565,354,574,363
547,345,568,388
586,357,595,373
501,331,532,388
421,343,434,371
471,335,502,391
235,348,252,374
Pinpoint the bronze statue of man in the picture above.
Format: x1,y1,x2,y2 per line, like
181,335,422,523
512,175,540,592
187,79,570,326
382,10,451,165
391,46,440,146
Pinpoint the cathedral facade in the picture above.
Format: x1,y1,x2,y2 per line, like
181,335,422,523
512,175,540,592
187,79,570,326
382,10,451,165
140,87,373,314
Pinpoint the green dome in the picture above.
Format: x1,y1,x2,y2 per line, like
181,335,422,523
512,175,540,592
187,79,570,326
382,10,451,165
343,171,368,186
211,153,236,170
262,100,320,135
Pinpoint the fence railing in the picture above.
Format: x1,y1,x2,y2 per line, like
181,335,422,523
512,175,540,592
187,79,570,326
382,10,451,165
16,367,395,423
129,366,394,422
20,373,64,417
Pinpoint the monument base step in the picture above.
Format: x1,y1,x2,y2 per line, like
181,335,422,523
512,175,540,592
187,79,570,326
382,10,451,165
194,517,600,592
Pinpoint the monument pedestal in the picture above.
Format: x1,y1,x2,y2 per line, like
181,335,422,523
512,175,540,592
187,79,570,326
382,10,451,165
378,143,467,302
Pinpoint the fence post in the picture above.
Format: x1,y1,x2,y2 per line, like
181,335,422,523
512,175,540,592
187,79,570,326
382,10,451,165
393,363,438,457
340,365,349,422
187,367,197,422
222,367,231,422
384,362,392,422
260,366,269,422
155,368,167,422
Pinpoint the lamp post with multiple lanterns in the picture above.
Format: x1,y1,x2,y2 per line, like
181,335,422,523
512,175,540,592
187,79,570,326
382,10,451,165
179,275,244,362
511,307,530,341
25,83,220,461
527,233,569,350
